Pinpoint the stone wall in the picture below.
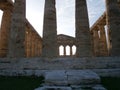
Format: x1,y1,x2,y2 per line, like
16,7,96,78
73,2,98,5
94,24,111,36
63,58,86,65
0,57,120,77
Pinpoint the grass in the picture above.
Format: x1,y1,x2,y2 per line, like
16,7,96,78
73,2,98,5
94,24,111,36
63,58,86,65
101,77,120,90
0,76,44,90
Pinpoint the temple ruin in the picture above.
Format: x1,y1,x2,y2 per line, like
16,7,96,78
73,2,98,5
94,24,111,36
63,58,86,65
0,0,120,89
0,0,120,58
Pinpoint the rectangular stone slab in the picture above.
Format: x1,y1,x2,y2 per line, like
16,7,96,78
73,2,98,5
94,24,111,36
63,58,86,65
35,86,72,90
45,70,100,86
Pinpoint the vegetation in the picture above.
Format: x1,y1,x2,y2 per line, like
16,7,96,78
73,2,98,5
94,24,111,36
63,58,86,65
101,77,120,90
0,76,120,90
0,76,44,90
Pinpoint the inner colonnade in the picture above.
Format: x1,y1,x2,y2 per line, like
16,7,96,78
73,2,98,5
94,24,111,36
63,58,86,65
0,0,120,58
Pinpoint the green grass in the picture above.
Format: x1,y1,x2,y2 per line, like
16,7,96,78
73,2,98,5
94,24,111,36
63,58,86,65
101,77,120,90
0,76,44,90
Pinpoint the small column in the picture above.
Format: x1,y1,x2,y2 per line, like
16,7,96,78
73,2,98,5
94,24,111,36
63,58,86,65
70,46,73,56
98,25,108,56
75,0,92,57
42,0,58,58
64,46,66,56
93,30,100,56
106,0,120,56
31,33,35,57
0,9,12,57
8,0,26,57
25,30,28,57
35,36,38,57
28,31,31,57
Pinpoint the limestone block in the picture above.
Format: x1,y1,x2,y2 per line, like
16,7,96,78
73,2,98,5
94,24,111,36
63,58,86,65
35,86,72,90
92,85,107,90
67,70,100,85
45,70,100,86
45,70,68,85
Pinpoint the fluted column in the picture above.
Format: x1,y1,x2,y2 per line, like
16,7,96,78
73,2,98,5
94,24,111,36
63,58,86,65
93,30,100,56
106,0,120,56
42,0,58,58
31,33,35,57
8,0,26,57
98,25,108,56
75,0,92,57
0,9,12,57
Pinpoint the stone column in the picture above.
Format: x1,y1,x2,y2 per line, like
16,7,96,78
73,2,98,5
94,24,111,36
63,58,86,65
93,30,100,56
64,46,66,56
28,31,31,57
106,0,120,56
0,9,12,57
70,46,73,56
42,0,58,58
8,0,26,57
31,33,35,57
25,30,28,57
98,25,108,56
75,0,92,57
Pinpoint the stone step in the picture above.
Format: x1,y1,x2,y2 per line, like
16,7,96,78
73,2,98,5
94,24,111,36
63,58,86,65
45,70,100,86
35,70,106,90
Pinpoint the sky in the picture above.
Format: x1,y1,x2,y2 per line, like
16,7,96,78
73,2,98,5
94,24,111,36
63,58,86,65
0,0,105,37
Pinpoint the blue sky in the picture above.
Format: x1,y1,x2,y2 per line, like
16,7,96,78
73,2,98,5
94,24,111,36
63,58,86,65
0,0,105,37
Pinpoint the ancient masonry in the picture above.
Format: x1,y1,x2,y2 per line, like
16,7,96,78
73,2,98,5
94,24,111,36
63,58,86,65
0,0,120,58
0,0,120,90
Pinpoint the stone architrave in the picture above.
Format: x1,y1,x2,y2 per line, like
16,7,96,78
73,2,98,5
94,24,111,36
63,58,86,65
42,0,58,58
75,0,92,57
106,0,120,56
0,9,12,57
8,0,26,57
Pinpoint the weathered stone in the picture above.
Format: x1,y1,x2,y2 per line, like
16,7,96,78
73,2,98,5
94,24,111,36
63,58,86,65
42,0,58,58
98,25,108,56
92,30,100,56
8,0,26,57
92,85,107,90
75,0,92,57
35,86,72,90
0,9,12,57
45,70,68,86
44,70,100,86
67,70,100,85
106,0,120,56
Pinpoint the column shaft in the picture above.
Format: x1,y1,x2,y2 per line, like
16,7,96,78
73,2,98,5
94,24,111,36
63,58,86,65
8,0,26,57
64,46,66,56
98,25,108,56
75,0,92,57
0,9,11,57
42,0,58,58
106,0,120,56
70,46,73,56
93,30,100,56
